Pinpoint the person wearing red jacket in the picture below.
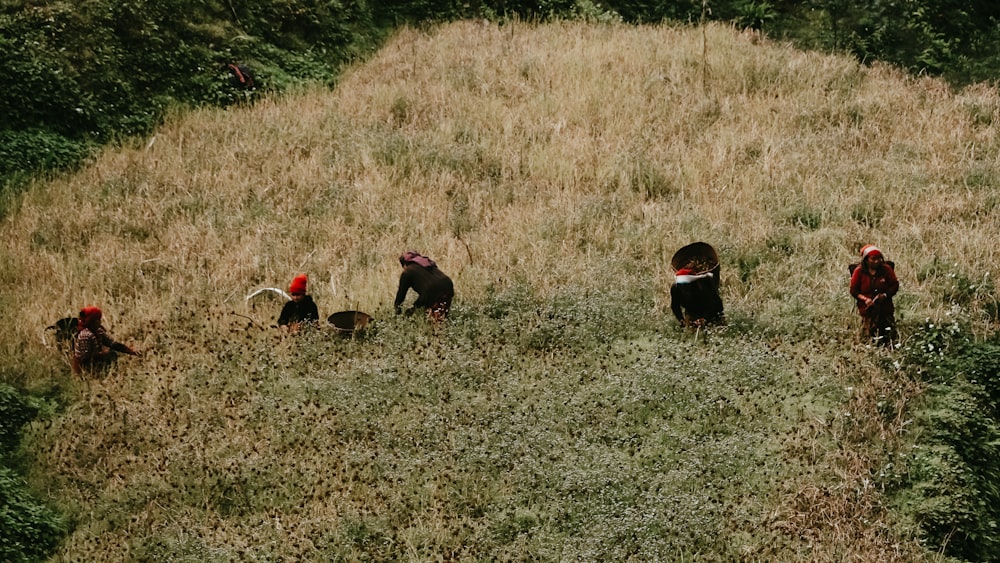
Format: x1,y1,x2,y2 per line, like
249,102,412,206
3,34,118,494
850,244,899,346
71,306,140,374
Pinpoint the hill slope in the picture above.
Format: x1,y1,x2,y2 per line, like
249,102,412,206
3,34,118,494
4,20,999,561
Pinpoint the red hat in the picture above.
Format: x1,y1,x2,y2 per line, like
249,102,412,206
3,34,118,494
78,306,103,331
289,274,308,295
861,245,882,259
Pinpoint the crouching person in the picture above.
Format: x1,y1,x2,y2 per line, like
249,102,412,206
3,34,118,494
278,274,319,333
394,251,454,322
670,268,725,327
72,306,140,375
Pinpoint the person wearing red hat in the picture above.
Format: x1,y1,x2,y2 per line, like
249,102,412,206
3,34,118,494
394,251,454,322
71,306,140,374
850,245,899,346
278,274,319,331
670,267,724,327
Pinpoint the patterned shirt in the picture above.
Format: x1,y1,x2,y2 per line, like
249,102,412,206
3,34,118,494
73,326,114,366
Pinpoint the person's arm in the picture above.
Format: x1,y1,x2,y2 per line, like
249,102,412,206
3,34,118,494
849,268,866,300
850,268,876,311
277,301,294,326
110,341,140,356
394,270,412,314
851,264,872,305
707,285,724,318
97,327,138,356
670,284,684,323
883,266,900,298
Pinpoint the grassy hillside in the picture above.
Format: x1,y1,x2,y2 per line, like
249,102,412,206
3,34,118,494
3,20,999,560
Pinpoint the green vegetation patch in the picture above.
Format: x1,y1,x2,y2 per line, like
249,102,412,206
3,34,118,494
888,321,1000,561
37,289,839,560
0,384,65,563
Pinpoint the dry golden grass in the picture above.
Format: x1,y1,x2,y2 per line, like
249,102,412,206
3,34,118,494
3,19,997,561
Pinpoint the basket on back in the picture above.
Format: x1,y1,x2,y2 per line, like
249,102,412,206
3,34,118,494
670,242,721,290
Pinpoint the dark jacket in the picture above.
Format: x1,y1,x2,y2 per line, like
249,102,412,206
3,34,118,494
394,264,454,313
670,276,724,325
278,296,319,326
226,63,256,90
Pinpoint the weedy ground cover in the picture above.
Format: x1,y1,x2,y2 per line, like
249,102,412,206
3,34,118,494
2,20,998,561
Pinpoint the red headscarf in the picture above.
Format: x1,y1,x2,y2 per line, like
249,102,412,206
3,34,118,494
399,251,436,269
861,244,882,260
289,274,308,295
78,306,103,331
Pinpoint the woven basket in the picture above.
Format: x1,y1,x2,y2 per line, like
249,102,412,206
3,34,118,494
327,311,373,336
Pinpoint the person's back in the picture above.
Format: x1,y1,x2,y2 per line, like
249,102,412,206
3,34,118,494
226,62,256,90
670,269,724,327
71,306,139,374
399,264,453,305
278,295,319,326
394,251,454,320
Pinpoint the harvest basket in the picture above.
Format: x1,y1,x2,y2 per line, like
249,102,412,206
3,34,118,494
327,311,373,337
670,242,721,289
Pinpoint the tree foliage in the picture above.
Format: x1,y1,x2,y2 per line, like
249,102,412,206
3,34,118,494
2,0,999,190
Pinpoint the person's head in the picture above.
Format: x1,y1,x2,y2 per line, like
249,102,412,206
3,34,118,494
399,251,435,269
289,274,308,301
78,306,103,331
861,244,884,268
400,251,418,267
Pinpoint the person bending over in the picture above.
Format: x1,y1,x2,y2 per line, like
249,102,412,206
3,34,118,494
670,268,724,327
72,306,139,374
394,251,454,322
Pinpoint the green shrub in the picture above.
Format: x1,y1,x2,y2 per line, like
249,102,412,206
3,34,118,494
0,467,66,563
891,324,1000,561
0,384,40,456
0,384,64,563
0,130,92,182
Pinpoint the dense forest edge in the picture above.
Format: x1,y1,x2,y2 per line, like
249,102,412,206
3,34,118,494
2,0,1000,196
3,2,1000,561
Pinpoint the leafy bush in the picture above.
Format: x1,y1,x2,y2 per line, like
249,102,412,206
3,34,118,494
890,324,1000,561
0,0,383,186
0,130,92,184
0,467,66,563
0,384,64,563
0,384,40,456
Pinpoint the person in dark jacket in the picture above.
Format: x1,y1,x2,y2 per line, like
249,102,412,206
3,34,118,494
225,61,256,91
849,244,899,346
278,274,319,331
394,251,454,322
670,268,725,327
71,306,140,374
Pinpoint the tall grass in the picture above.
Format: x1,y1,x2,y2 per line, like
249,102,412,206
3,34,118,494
3,20,998,561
